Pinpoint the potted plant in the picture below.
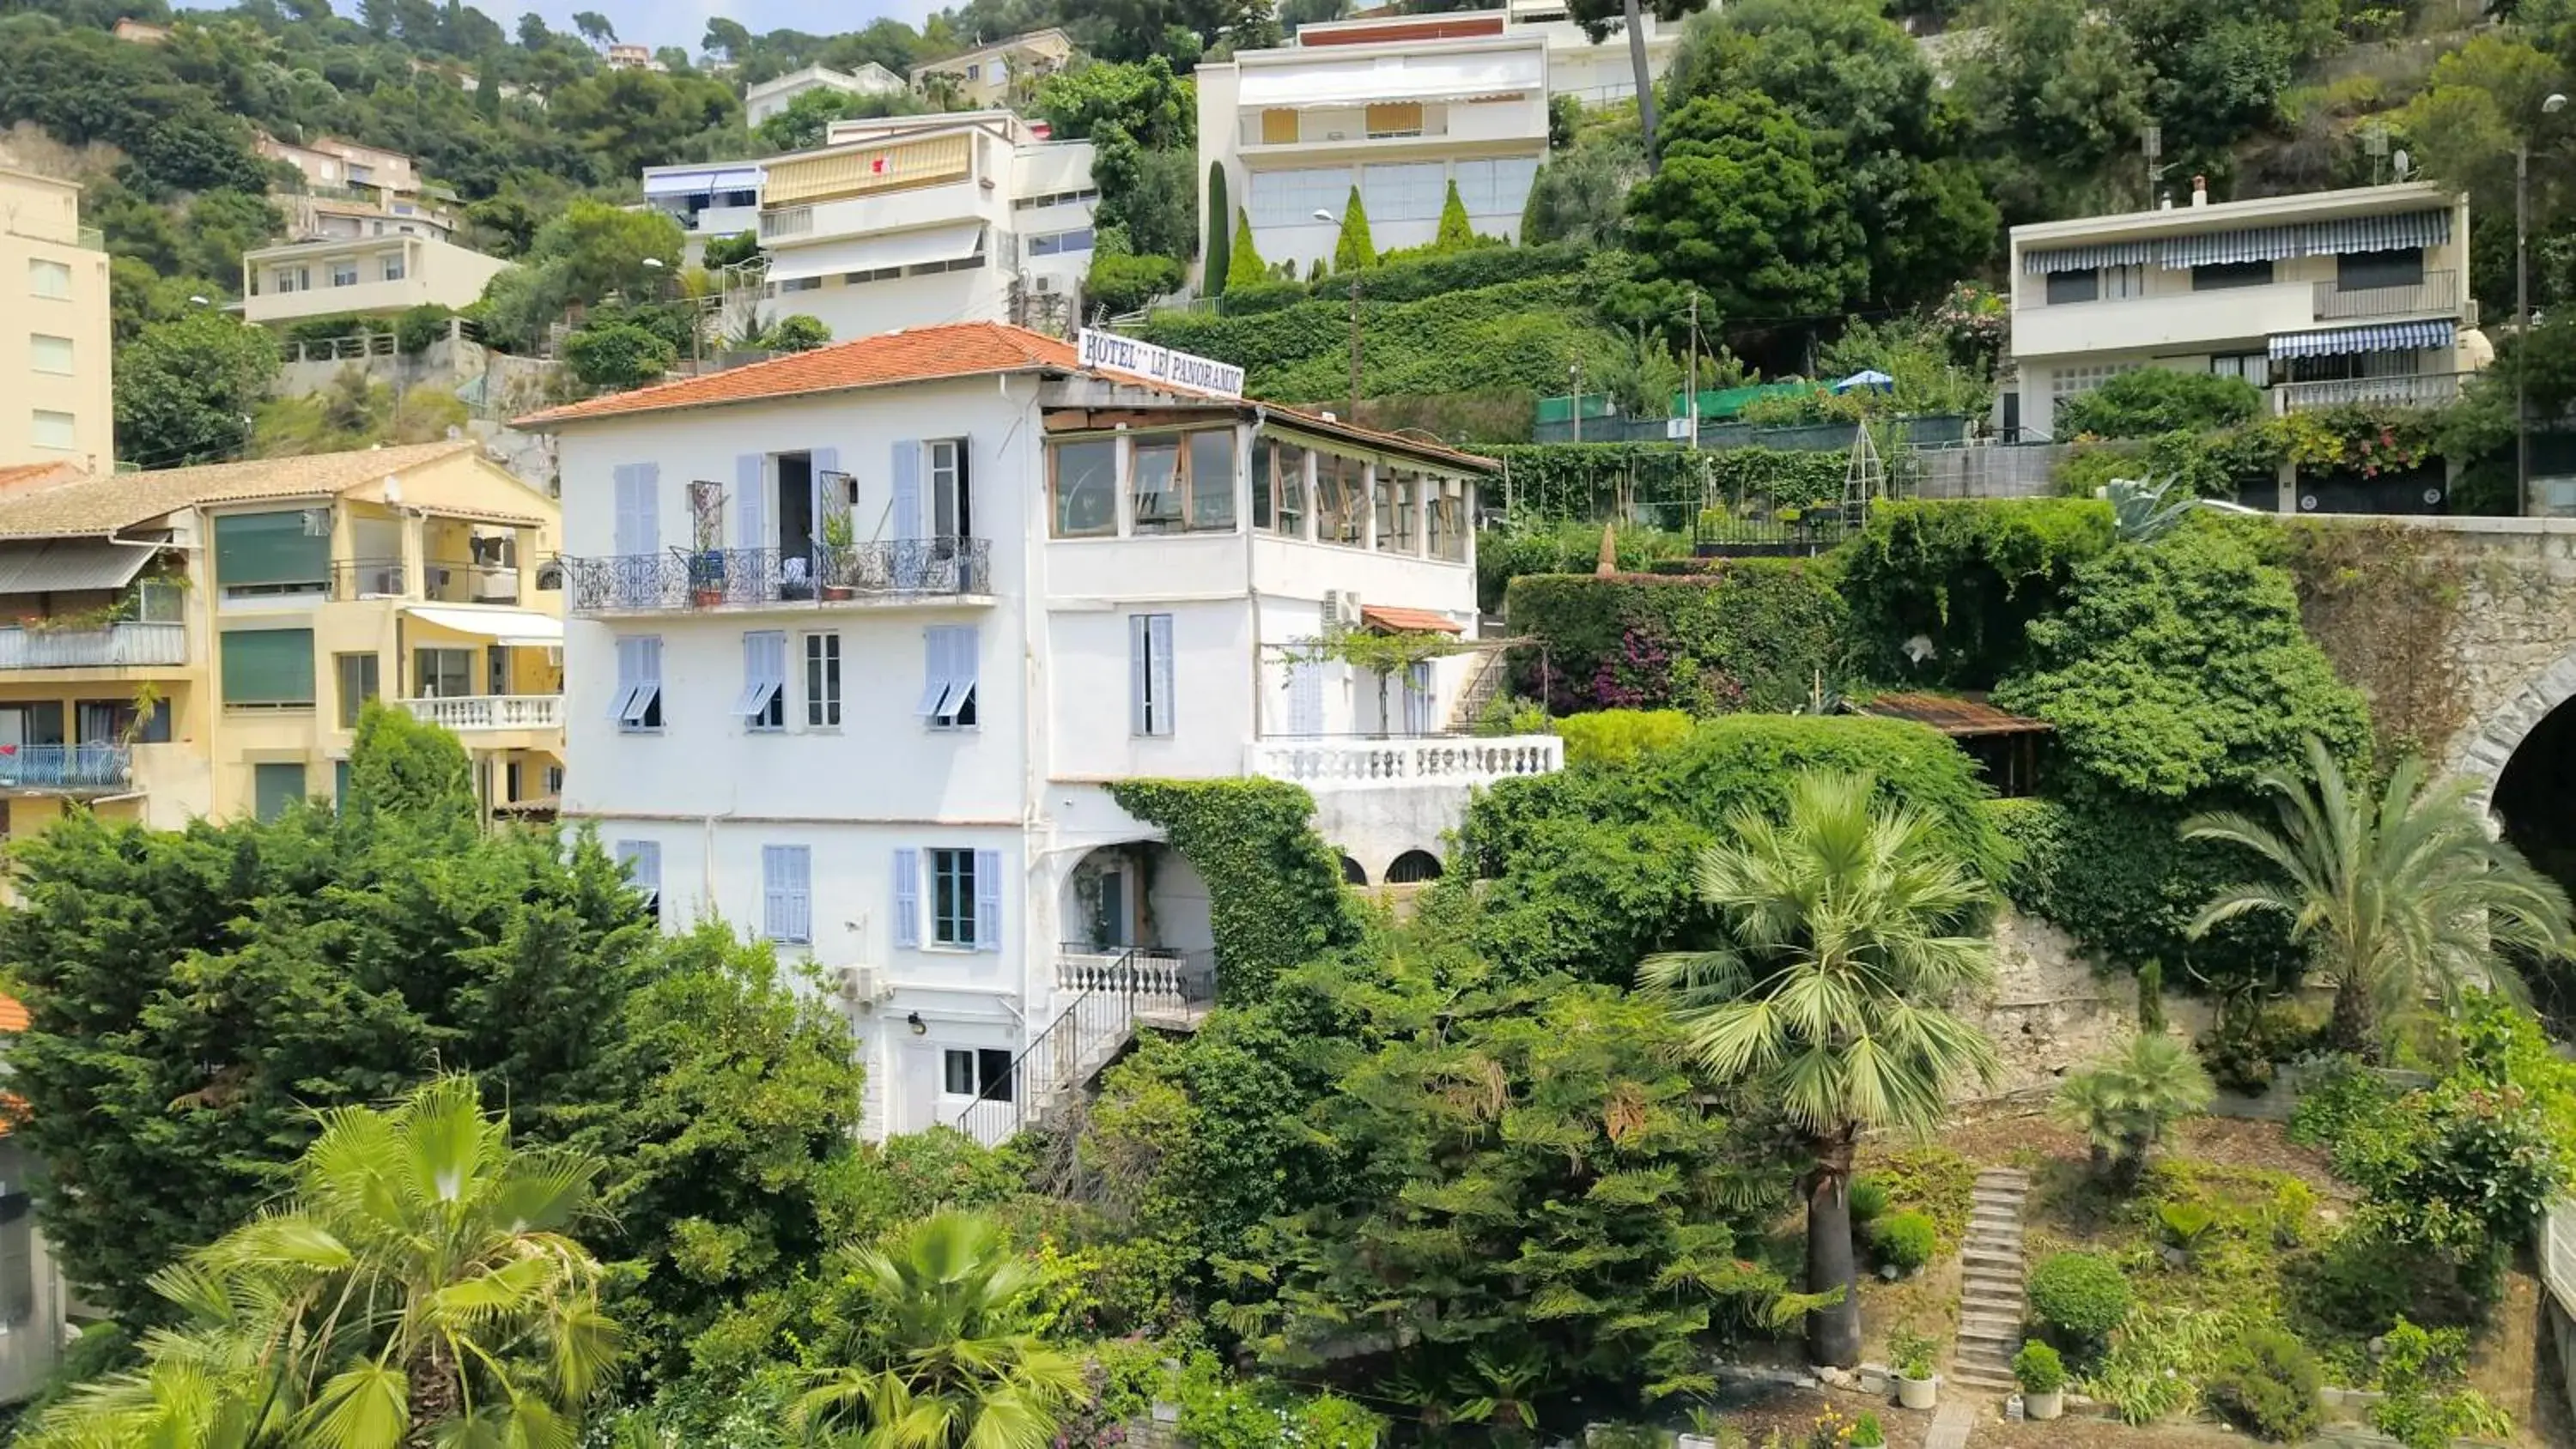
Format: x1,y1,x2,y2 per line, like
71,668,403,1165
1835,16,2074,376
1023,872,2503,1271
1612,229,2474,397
819,512,857,601
689,548,726,608
2014,1340,2066,1421
1889,1328,1939,1410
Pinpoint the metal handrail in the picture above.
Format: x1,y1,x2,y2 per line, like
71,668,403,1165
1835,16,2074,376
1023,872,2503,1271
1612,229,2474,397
564,539,990,614
951,946,1218,1143
953,949,1136,1144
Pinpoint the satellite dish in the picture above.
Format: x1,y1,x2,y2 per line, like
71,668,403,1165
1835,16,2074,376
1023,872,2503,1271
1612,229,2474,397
2393,149,2413,180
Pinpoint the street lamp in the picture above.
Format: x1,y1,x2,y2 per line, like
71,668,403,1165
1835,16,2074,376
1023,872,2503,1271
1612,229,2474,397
1315,208,1359,419
2518,92,2568,516
1569,362,1583,444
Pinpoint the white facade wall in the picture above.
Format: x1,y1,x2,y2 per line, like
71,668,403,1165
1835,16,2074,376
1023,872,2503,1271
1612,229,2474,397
554,372,1496,1137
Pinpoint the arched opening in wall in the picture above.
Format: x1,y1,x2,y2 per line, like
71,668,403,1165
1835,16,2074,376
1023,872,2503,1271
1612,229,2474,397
1340,855,1368,886
2489,694,2576,1028
1385,850,1443,884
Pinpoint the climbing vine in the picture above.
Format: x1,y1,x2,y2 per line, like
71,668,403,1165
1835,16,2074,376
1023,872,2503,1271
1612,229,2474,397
2275,519,2469,766
1107,779,1362,1003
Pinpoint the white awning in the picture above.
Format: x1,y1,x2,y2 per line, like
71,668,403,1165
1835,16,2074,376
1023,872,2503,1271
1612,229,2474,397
764,223,985,284
643,167,763,197
404,604,564,648
1239,50,1544,108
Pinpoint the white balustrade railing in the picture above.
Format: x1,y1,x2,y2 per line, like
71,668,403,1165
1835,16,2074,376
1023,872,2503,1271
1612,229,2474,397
402,694,563,731
1246,733,1564,789
1056,949,1214,1019
2272,372,2466,415
0,621,186,670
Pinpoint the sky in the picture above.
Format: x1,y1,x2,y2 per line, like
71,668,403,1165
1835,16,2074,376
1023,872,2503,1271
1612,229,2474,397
512,0,939,52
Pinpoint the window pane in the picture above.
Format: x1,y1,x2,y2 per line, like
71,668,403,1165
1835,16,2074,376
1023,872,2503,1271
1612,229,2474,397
2191,260,2274,291
1132,440,1182,532
223,629,317,706
336,653,380,728
1051,439,1117,537
29,336,72,375
253,762,306,822
1188,431,1236,530
2044,270,2099,305
1361,162,1443,221
215,511,330,588
27,259,70,299
945,1050,976,1094
1315,455,1364,544
2338,248,2424,291
30,411,75,451
1267,441,1307,536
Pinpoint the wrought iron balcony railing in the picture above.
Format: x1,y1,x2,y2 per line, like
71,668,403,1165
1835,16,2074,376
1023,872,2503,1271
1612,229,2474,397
564,540,992,615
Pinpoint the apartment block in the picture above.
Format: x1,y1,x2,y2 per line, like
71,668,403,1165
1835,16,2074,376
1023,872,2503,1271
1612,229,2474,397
908,28,1074,109
2008,180,2479,442
0,441,565,839
747,63,908,125
519,322,1557,1140
241,234,513,325
643,161,767,264
0,167,111,474
744,112,1096,336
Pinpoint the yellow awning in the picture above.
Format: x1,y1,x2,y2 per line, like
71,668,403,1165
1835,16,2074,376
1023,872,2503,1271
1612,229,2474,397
404,604,562,648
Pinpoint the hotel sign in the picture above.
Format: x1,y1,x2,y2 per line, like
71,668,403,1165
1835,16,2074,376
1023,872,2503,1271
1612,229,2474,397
1077,329,1245,398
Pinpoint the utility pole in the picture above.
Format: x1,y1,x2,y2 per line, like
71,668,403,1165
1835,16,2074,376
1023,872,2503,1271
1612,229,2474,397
1347,272,1362,422
1686,294,1700,450
2520,138,2532,516
1569,362,1583,444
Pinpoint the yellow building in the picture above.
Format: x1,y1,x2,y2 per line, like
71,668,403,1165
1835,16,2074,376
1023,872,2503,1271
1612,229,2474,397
0,440,564,840
0,167,112,474
908,27,1073,107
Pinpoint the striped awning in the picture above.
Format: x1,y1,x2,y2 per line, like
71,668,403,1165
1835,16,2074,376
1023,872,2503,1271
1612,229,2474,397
2269,318,2456,361
2161,209,2451,269
2022,239,2157,276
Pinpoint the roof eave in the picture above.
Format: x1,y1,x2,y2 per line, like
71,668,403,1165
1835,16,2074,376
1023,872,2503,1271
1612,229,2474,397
511,361,1072,432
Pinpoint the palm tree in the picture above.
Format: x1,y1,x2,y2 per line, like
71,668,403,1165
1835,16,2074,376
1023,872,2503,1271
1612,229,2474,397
2048,1034,2214,1188
1641,771,1999,1368
2184,737,2575,1063
794,1211,1083,1449
27,1075,622,1449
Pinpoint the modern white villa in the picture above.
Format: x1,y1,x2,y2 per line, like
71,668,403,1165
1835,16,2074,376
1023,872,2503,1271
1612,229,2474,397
519,321,1557,1141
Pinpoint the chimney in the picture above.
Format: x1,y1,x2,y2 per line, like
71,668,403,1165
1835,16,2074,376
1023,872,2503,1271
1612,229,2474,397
2190,175,2208,208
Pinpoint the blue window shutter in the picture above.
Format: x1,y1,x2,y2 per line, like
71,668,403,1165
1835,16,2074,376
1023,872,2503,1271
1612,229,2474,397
635,464,660,553
762,846,787,940
975,847,1001,951
735,454,766,551
956,625,979,706
811,447,840,552
1148,615,1176,737
787,846,811,944
1129,615,1150,737
893,847,920,948
608,638,636,722
891,440,923,542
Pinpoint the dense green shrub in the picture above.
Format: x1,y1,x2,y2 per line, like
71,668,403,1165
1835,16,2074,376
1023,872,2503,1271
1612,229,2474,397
1848,1177,1890,1225
1214,241,1595,316
1994,524,2371,801
1455,714,2007,984
2012,1339,2066,1394
2196,999,2315,1095
2027,1252,2131,1353
1086,252,1186,314
1475,518,1692,614
1556,709,1692,768
1502,564,1848,716
1477,443,1848,527
2204,1324,2323,1441
563,322,677,389
1983,795,2067,917
1834,498,2113,688
393,303,457,355
2056,368,2265,440
1868,1210,1936,1274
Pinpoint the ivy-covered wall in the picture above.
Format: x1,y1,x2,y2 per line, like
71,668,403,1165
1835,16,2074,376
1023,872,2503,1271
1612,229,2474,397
1502,564,1849,715
1107,779,1362,1003
1835,498,2113,688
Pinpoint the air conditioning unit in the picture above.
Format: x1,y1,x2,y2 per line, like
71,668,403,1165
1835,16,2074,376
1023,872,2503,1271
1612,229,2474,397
1321,589,1360,629
1033,275,1058,294
832,963,893,1006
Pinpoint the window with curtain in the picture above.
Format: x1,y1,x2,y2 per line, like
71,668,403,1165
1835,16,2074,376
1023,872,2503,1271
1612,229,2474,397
1261,108,1299,144
1364,103,1424,137
215,511,330,591
222,628,317,706
1361,162,1443,222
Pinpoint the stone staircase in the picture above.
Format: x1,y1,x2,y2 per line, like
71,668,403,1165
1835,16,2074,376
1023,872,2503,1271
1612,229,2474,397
1953,1167,2029,1395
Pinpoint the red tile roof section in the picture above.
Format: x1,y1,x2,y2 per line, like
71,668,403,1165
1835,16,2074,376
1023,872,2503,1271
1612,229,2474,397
1361,604,1463,634
516,322,1081,427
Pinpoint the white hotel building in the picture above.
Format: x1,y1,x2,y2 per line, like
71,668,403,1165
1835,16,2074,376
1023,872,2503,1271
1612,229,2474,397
519,322,1558,1139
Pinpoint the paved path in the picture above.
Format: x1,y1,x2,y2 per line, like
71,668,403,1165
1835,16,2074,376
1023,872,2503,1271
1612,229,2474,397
1922,1397,1978,1449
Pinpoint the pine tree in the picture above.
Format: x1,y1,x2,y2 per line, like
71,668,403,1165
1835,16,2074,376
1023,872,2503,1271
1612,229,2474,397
1224,209,1267,294
1332,185,1374,273
1433,178,1474,252
1206,163,1231,295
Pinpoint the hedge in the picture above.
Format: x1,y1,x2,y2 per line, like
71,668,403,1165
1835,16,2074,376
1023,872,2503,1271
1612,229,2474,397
1453,713,2009,984
1503,564,1848,717
1106,779,1361,1002
1833,498,2114,688
1213,241,1595,316
1474,443,1849,526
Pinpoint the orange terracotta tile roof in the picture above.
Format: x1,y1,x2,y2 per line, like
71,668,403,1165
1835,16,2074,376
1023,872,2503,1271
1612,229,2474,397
513,321,1499,474
1361,604,1463,634
0,995,27,1033
516,322,1080,427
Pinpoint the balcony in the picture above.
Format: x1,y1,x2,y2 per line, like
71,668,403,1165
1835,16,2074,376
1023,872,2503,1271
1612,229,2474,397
1246,733,1564,789
331,558,521,603
564,541,993,616
402,694,562,732
2314,270,2458,321
0,743,131,792
2272,372,2468,415
0,621,186,670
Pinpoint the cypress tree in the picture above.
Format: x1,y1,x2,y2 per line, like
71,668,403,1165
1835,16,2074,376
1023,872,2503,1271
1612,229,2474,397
1206,162,1231,295
1333,185,1374,272
1225,209,1267,293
